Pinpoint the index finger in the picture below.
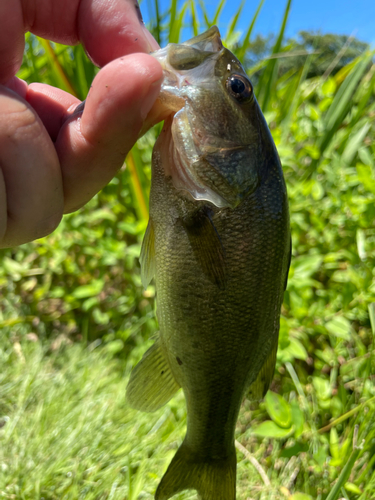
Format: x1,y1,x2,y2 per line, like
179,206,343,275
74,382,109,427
0,0,159,84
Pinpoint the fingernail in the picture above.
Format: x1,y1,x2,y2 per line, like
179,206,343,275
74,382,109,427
74,100,86,114
134,1,144,24
67,100,85,118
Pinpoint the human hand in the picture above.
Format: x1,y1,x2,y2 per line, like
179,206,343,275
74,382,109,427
0,0,164,248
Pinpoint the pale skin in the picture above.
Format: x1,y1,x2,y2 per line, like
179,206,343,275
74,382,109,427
0,0,168,248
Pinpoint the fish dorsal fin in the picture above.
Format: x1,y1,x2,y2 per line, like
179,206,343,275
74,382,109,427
247,342,278,401
183,208,226,289
126,337,180,412
140,218,156,289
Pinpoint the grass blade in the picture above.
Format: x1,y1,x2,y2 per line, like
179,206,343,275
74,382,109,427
212,0,227,27
198,0,211,28
226,0,245,39
280,54,313,137
350,63,375,127
168,0,178,42
342,122,371,165
325,427,364,500
126,152,149,222
369,303,375,336
169,0,189,43
190,0,199,37
319,52,374,155
72,45,91,100
257,0,292,112
237,0,266,62
38,38,78,97
154,0,162,45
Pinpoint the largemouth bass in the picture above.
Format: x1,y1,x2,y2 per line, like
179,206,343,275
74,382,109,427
126,26,291,500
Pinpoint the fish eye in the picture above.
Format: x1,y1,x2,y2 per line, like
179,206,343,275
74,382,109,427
226,74,253,102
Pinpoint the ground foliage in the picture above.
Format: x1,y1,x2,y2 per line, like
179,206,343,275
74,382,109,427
0,0,375,499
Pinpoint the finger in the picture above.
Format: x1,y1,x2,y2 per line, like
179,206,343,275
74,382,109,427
78,0,160,66
0,0,159,84
25,82,80,141
0,87,64,248
0,0,24,83
54,53,163,213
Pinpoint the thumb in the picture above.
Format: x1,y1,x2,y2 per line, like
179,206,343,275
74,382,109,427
56,53,163,213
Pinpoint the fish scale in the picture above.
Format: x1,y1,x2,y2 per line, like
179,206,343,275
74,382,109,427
126,26,291,499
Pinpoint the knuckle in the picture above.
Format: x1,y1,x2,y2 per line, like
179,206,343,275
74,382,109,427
0,94,39,142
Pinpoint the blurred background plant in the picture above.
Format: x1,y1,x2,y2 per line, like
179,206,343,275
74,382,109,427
0,0,374,499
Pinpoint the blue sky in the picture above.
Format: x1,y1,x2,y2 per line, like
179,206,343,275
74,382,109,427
142,0,375,46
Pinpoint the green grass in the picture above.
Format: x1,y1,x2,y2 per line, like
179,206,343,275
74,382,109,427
1,0,375,499
0,337,188,499
1,334,374,499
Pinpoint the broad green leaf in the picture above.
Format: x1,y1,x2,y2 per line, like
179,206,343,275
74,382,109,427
313,376,331,400
72,280,104,299
265,391,292,428
358,147,374,167
356,163,375,194
344,482,363,495
330,427,340,459
291,339,308,360
252,420,293,438
92,307,110,325
325,316,352,341
322,77,337,95
356,228,366,261
290,494,314,500
290,254,323,280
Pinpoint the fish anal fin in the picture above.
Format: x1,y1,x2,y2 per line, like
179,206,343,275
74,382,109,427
247,342,278,401
126,338,180,412
140,218,156,289
155,441,236,500
183,208,226,289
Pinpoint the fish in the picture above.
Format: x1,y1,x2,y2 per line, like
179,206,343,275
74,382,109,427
126,26,291,500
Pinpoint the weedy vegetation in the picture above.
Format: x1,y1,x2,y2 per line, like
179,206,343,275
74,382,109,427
0,0,374,499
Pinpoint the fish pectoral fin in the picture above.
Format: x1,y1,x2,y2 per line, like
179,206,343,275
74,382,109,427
126,338,180,412
183,208,226,289
155,441,236,500
247,342,278,401
140,218,156,289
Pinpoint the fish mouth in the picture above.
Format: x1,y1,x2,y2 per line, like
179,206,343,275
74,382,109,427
152,27,233,208
152,26,222,113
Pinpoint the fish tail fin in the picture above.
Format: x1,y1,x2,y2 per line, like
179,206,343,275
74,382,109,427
155,441,236,500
